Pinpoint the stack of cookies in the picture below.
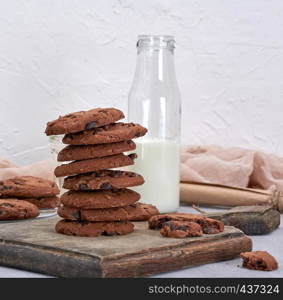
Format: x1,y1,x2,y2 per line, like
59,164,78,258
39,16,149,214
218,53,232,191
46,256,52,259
0,176,60,209
45,107,159,237
0,176,60,221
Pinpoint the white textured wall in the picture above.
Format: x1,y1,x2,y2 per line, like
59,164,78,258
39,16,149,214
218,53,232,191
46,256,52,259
0,0,283,165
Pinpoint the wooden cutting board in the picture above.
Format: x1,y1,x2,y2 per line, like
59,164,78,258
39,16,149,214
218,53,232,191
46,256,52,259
0,216,252,278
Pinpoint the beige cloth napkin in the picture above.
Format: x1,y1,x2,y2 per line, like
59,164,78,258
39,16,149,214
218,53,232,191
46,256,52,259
181,145,283,191
2,144,283,195
0,158,57,181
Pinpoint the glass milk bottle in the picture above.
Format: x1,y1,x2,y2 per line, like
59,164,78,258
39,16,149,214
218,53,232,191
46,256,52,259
128,35,182,213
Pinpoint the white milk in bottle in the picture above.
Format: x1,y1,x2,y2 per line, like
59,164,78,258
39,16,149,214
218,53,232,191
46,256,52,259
128,138,180,213
128,35,182,213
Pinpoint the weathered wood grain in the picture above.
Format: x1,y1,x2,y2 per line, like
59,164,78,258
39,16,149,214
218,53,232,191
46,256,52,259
202,206,280,235
0,216,252,277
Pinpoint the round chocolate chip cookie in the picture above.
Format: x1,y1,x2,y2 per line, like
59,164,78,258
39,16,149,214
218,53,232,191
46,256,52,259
55,220,134,237
62,122,148,145
60,189,140,209
0,176,60,198
55,153,137,177
0,199,40,220
45,107,124,136
58,140,136,162
63,170,144,191
58,203,159,222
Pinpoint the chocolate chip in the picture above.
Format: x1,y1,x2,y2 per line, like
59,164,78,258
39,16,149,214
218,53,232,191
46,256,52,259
127,140,133,144
128,153,138,160
135,132,142,137
100,182,112,190
3,185,11,190
72,210,81,220
0,210,3,215
103,231,115,236
81,221,90,226
79,184,89,190
93,172,101,177
85,121,97,130
164,222,176,231
109,171,123,178
128,173,137,177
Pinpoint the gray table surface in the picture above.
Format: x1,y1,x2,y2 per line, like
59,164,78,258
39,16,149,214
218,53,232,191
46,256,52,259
0,206,282,278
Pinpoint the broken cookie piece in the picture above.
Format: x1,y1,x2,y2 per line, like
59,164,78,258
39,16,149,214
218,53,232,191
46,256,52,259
149,213,224,234
160,221,203,238
240,251,278,271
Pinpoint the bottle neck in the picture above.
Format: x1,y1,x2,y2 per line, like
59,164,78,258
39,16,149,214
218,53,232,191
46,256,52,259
133,46,177,84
